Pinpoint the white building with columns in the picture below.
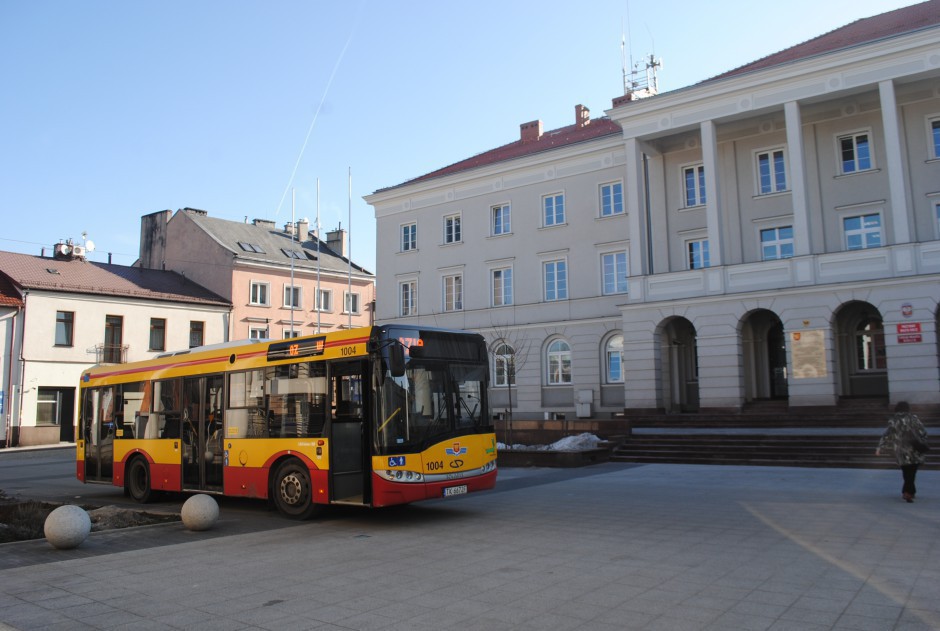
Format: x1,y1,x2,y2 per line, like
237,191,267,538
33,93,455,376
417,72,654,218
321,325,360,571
367,2,940,421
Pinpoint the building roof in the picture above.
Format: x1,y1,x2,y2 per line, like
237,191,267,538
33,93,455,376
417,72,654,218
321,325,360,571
180,209,374,278
706,0,940,82
0,250,231,306
374,117,622,194
0,272,23,308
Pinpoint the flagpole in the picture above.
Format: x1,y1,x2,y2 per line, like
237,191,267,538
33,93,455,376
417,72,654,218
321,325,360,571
347,167,352,329
316,178,321,334
290,187,296,338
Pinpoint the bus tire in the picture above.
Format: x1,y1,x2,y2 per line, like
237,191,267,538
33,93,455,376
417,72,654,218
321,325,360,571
126,457,153,504
272,460,316,520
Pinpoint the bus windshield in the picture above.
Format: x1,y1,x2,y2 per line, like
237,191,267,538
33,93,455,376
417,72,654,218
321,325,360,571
376,359,487,454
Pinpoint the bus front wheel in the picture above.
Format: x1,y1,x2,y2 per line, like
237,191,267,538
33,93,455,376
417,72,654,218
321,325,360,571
126,457,153,504
273,460,316,520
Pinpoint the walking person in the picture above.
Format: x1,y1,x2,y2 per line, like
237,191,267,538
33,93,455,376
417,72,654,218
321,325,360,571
876,401,929,502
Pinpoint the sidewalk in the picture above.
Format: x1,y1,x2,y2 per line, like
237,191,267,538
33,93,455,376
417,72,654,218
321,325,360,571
2,463,939,630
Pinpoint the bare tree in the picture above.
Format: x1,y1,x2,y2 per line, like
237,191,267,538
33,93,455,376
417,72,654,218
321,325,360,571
486,323,531,448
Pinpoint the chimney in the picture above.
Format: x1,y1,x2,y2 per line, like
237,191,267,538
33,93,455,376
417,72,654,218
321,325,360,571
575,104,590,127
284,222,295,236
326,228,347,257
253,218,275,229
297,219,309,241
520,120,543,143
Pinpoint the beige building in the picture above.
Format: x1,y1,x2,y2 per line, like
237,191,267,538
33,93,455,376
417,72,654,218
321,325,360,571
138,208,376,340
366,2,940,421
0,247,230,447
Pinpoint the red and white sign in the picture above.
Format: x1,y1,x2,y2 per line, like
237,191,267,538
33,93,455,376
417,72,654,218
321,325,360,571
897,322,922,344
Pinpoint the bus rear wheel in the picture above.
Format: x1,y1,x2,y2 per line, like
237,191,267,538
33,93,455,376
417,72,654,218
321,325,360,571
126,457,153,504
273,460,316,520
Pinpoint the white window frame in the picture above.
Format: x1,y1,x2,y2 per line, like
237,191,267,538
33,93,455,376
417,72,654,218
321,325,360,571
843,212,883,251
543,259,568,301
442,273,463,312
493,342,516,388
283,284,302,309
755,147,788,195
491,266,513,307
401,222,417,252
315,288,332,312
837,129,874,175
399,280,417,317
443,213,462,245
599,181,624,217
686,238,710,270
283,328,301,339
600,250,628,295
543,192,565,227
343,292,361,315
248,326,268,340
928,116,940,160
249,281,270,306
604,334,624,384
545,338,572,386
681,163,706,208
759,225,794,261
492,204,511,236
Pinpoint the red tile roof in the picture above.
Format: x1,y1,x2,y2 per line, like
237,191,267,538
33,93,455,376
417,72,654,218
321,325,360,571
0,250,230,306
0,272,23,308
706,0,940,82
376,118,622,193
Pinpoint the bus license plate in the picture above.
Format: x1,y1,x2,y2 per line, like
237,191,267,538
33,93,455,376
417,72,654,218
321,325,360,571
443,485,467,498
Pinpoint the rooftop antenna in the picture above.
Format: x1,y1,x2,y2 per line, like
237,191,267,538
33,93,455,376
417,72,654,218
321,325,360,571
621,9,663,101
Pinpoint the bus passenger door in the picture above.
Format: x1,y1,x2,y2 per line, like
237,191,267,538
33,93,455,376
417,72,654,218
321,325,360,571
81,387,115,483
181,375,224,493
329,361,368,504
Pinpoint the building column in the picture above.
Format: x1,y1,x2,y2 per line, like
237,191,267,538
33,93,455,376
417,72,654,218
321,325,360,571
879,79,911,244
700,120,723,266
784,101,812,256
624,137,647,297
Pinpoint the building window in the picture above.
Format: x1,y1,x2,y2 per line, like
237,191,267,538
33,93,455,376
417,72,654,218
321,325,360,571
189,321,204,348
443,274,463,312
283,285,301,309
600,182,624,217
400,281,417,317
401,223,417,252
543,260,568,301
344,292,361,315
756,148,787,194
443,214,461,244
237,242,265,254
601,251,628,295
249,326,268,340
281,248,304,260
844,213,882,250
493,342,515,387
249,281,270,306
760,226,794,261
104,315,123,363
149,318,166,351
55,311,74,347
492,204,511,235
492,267,513,307
546,339,572,385
687,239,710,269
935,201,940,238
283,328,301,339
931,118,940,159
543,193,565,227
315,289,332,312
605,335,624,384
839,132,873,174
36,388,62,425
682,164,706,207
855,318,886,371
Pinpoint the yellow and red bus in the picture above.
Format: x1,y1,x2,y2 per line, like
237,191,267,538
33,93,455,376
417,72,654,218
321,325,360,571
77,325,497,518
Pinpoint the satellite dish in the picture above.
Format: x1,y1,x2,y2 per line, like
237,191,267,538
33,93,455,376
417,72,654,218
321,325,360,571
85,240,96,252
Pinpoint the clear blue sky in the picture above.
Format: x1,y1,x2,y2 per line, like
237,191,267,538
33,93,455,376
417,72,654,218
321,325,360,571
0,0,919,273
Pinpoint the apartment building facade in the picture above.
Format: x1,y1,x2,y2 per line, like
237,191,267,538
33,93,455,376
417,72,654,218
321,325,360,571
366,2,940,420
138,208,376,340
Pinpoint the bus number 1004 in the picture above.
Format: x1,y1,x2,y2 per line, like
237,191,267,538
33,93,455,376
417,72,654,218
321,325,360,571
426,460,444,471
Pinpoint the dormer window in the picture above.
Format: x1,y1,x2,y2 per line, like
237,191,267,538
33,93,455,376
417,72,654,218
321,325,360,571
238,242,265,253
282,249,304,259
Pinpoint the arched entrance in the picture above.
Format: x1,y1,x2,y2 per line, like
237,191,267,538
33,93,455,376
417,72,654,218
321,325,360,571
658,317,699,412
834,301,888,397
741,310,788,401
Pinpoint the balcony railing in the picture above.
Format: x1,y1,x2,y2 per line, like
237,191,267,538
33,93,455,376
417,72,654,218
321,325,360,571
95,343,128,364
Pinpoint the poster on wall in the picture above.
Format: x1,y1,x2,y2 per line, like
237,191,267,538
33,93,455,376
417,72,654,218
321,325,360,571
790,329,827,379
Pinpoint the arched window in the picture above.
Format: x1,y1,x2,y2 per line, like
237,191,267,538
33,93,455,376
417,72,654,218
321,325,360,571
605,334,624,383
855,318,886,371
493,342,515,387
546,339,572,385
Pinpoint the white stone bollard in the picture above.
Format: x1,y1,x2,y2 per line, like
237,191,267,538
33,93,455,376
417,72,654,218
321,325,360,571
181,494,219,531
44,504,91,549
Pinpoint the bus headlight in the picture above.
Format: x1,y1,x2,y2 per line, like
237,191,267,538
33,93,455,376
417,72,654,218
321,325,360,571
377,469,424,483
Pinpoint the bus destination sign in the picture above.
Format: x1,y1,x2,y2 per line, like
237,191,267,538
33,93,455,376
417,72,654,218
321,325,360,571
267,336,327,361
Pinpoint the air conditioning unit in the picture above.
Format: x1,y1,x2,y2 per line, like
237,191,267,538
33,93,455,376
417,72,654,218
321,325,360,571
72,245,85,257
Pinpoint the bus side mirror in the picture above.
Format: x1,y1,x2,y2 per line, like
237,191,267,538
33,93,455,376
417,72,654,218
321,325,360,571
389,344,406,378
